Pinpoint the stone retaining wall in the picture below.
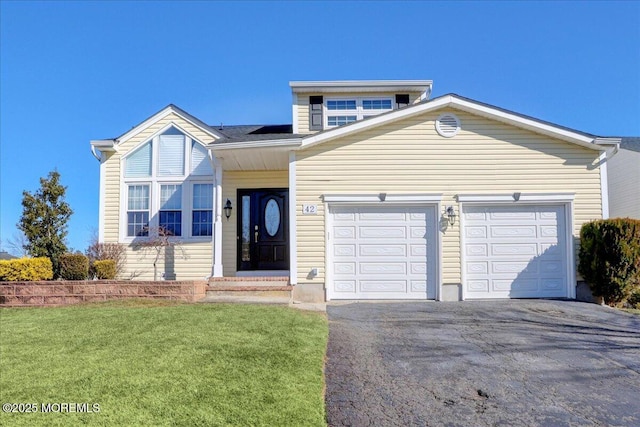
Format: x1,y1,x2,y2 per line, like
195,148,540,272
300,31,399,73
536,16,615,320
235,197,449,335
0,280,208,307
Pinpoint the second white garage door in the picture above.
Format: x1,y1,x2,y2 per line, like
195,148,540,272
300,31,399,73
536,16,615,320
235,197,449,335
463,204,569,299
328,205,438,300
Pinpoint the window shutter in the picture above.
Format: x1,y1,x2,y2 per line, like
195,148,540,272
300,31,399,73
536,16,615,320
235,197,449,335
158,135,185,176
309,96,323,131
124,142,152,177
395,94,410,109
191,141,213,175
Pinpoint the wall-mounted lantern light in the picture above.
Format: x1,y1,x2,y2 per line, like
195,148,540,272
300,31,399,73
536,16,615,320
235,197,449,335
224,199,233,220
445,206,456,226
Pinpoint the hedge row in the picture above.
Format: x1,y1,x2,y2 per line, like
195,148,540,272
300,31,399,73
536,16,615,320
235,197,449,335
579,218,640,307
0,255,117,281
0,257,53,281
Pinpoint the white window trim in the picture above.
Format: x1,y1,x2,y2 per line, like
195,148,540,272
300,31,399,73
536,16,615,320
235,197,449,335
119,127,215,243
324,96,394,129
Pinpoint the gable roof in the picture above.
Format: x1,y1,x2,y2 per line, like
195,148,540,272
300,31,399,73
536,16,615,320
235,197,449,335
90,104,225,155
299,93,620,151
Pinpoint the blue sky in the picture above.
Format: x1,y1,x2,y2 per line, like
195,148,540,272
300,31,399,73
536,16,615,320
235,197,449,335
1,1,639,254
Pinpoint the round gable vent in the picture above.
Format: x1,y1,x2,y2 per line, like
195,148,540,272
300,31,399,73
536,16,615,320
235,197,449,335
435,113,460,138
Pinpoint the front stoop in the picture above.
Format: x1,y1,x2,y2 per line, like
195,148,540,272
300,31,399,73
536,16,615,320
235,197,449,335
200,277,292,304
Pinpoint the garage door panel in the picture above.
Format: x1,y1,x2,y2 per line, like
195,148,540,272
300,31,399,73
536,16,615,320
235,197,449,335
492,261,534,274
334,281,356,293
466,226,488,238
467,261,489,274
360,280,407,293
334,227,356,238
359,226,406,239
464,204,568,299
491,243,537,256
329,205,437,300
491,226,537,238
359,262,406,275
359,244,406,257
468,280,489,292
466,244,488,257
359,212,405,221
411,281,427,292
334,263,356,274
410,244,427,256
497,278,538,292
489,210,536,220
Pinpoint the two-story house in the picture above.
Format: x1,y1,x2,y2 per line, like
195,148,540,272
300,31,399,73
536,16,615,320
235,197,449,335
90,80,620,302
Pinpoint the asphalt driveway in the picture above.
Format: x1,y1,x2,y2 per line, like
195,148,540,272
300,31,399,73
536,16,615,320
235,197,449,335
325,300,640,426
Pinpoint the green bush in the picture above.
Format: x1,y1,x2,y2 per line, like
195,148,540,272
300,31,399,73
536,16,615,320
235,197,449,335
59,253,89,280
93,260,117,279
578,218,640,306
0,257,54,281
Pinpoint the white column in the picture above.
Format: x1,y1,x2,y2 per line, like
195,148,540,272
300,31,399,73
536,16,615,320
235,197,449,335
288,151,297,285
211,155,224,277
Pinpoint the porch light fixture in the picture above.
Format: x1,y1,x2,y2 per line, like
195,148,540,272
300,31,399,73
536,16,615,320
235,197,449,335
224,199,233,220
445,206,456,226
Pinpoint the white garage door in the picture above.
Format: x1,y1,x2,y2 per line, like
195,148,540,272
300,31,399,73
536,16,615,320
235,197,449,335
328,205,438,300
463,204,569,299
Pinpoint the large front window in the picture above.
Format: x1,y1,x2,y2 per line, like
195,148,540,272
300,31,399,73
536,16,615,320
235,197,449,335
122,126,214,240
192,183,213,236
159,184,182,236
127,185,150,237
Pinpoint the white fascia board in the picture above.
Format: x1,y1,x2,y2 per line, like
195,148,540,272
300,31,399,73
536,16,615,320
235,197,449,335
116,105,223,145
456,193,576,203
289,80,433,93
323,194,442,204
450,98,599,149
90,139,116,150
301,94,604,151
209,139,302,151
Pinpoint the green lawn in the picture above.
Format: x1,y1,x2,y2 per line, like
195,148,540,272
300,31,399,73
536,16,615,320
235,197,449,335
0,300,328,426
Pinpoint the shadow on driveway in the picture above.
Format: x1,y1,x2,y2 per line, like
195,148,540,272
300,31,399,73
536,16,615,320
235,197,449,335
325,300,640,426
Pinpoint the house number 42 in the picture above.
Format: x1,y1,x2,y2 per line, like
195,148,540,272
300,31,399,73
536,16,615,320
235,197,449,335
302,204,318,215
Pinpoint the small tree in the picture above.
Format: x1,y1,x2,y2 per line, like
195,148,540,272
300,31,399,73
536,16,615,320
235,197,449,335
85,230,127,278
134,227,185,281
18,170,73,278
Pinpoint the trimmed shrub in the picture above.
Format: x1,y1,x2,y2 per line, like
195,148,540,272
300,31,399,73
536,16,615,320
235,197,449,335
578,218,640,306
59,253,89,280
93,260,117,280
0,257,53,281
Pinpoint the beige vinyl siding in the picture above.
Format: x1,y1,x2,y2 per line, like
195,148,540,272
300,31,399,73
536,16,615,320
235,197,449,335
295,108,603,286
221,170,289,277
103,151,121,241
118,112,216,153
295,91,423,134
120,241,212,280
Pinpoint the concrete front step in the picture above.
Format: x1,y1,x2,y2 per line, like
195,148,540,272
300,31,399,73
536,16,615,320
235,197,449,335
208,277,290,287
200,285,293,305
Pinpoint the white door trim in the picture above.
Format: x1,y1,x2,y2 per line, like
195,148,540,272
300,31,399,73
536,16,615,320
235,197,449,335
325,199,441,301
458,195,575,300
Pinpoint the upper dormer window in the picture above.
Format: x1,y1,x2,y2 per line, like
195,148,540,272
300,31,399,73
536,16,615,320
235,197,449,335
325,97,393,128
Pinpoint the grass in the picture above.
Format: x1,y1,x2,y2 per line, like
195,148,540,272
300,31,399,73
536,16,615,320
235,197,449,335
0,300,328,426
